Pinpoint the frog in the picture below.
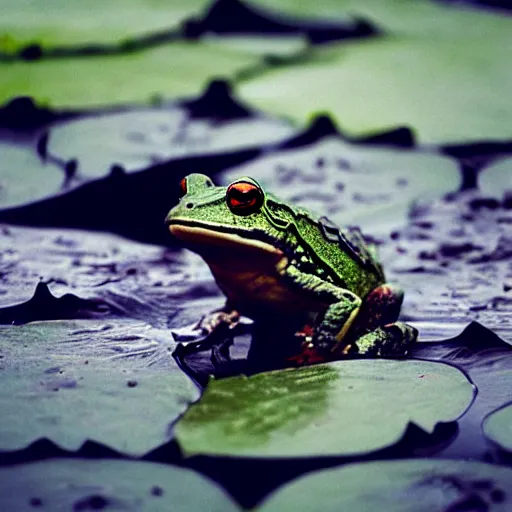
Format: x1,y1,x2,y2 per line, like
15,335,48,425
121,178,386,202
165,173,418,364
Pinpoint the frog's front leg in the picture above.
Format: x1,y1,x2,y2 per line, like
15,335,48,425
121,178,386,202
282,264,362,360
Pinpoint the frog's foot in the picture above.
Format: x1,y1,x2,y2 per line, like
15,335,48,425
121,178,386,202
342,321,418,358
195,309,240,336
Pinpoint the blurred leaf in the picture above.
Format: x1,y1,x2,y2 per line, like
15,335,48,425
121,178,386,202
0,0,207,49
483,403,512,455
0,143,63,209
479,157,512,198
46,109,292,178
254,0,511,38
222,134,460,236
239,35,512,143
0,43,261,108
259,459,512,511
0,458,240,511
176,359,474,458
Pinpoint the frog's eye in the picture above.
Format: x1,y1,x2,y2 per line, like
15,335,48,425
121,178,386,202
226,180,264,215
179,177,187,197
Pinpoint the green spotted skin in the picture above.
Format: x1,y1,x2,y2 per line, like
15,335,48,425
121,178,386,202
166,174,417,358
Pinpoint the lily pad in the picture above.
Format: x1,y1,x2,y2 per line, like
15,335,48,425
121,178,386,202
413,323,512,459
0,319,199,455
222,131,460,235
259,459,512,511
46,98,292,178
0,43,261,108
0,458,239,512
0,225,221,331
483,403,512,456
238,35,512,143
0,143,64,209
205,35,307,57
380,188,512,344
0,0,207,50
175,359,474,458
480,157,512,198
256,0,511,38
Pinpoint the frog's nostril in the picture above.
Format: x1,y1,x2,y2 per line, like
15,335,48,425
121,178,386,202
185,202,194,209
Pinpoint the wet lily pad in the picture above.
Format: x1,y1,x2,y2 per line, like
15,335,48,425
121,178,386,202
483,403,512,456
0,458,239,511
381,189,512,344
0,0,207,50
175,359,474,458
222,129,460,235
257,0,511,37
0,320,199,455
259,459,512,511
413,323,512,459
238,34,512,143
480,157,512,198
0,225,221,331
205,35,307,57
0,43,261,108
46,88,292,177
0,143,64,209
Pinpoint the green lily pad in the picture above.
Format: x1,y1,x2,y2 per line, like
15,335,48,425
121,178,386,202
0,320,199,455
238,35,512,143
255,0,511,38
259,459,512,511
0,0,207,50
0,458,239,512
483,403,512,455
223,134,460,235
0,43,261,108
46,108,292,178
175,359,474,458
0,143,64,209
206,35,306,57
480,157,512,198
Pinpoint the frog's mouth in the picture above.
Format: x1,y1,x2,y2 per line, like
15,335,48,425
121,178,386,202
168,220,284,261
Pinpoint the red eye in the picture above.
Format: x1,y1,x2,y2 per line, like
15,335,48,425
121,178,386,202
179,177,187,196
226,180,264,214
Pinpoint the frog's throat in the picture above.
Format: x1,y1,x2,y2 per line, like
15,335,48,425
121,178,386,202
168,223,284,257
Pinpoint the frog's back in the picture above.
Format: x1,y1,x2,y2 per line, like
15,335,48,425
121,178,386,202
295,211,385,298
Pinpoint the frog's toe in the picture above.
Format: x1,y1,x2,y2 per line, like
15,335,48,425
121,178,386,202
196,309,240,336
348,321,418,357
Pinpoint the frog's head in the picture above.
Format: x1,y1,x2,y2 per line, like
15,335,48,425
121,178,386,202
165,173,297,264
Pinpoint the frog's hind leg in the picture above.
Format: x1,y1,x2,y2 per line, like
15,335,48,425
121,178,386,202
346,322,418,357
352,283,404,335
343,284,418,357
